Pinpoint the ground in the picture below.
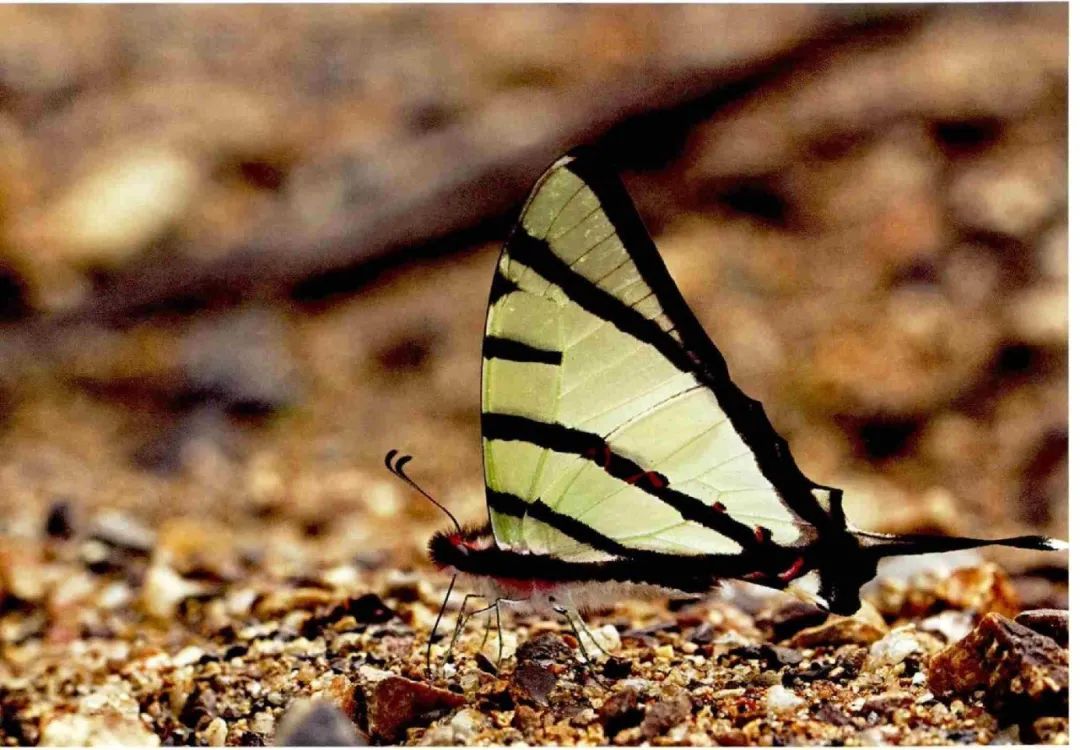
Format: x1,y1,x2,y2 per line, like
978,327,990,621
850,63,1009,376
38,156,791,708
0,4,1068,746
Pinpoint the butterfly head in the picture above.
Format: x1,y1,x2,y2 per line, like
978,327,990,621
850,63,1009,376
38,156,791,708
428,524,495,573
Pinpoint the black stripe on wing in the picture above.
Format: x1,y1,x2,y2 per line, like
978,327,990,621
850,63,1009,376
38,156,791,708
482,335,562,365
483,412,761,548
553,150,838,533
506,230,697,374
488,489,634,558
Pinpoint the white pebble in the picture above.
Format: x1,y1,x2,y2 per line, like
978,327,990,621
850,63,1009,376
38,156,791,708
868,630,921,667
765,684,804,713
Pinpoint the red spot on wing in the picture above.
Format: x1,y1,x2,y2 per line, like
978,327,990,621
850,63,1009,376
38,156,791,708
711,502,727,513
778,557,806,582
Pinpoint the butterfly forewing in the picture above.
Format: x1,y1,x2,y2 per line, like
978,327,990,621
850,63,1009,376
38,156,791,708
481,152,838,566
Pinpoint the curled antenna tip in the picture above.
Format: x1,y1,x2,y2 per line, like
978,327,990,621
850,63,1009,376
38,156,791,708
382,447,463,535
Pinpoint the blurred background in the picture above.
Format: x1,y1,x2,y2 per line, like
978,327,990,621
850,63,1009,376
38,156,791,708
0,4,1066,603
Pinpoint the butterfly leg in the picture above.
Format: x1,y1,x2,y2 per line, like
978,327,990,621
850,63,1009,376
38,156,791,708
426,574,457,678
550,599,598,667
562,599,613,658
478,607,494,653
442,593,487,671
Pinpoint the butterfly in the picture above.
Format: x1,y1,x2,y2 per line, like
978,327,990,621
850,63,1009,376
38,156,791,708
387,148,1065,670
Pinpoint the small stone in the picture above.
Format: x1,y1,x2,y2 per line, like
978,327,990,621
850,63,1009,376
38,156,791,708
510,662,558,706
756,600,829,642
140,563,206,619
203,717,228,747
173,646,206,667
1015,609,1068,648
867,629,922,667
598,688,644,737
1023,716,1069,745
928,612,1067,722
863,692,911,713
274,699,368,746
920,610,975,644
601,656,632,679
40,711,160,746
91,511,156,554
45,500,76,539
514,632,574,665
640,691,692,739
787,610,887,649
449,708,486,744
764,684,804,713
590,623,622,654
364,675,464,742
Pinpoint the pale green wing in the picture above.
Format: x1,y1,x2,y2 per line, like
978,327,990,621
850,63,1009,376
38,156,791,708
481,151,841,564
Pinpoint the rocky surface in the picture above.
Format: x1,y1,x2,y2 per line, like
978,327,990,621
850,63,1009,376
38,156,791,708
0,4,1068,747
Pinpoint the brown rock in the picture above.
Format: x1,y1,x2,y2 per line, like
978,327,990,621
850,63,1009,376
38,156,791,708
598,688,644,738
509,662,558,707
365,675,464,742
928,612,1067,721
786,609,887,649
1015,609,1068,648
514,632,575,665
640,690,692,740
755,600,829,642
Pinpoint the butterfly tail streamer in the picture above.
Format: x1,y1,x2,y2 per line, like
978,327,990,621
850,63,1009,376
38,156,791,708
854,529,1067,561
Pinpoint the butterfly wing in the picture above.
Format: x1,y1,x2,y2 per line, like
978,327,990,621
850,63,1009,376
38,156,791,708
481,150,844,578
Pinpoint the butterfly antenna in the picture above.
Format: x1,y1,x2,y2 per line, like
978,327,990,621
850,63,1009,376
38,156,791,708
384,449,462,535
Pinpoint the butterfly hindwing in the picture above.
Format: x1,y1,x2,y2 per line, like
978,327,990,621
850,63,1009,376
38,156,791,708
481,151,844,574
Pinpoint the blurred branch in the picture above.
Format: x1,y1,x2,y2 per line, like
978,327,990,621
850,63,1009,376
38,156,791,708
38,6,919,330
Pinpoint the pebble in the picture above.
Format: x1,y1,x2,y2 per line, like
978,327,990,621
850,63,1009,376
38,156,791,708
450,708,486,744
756,600,829,642
364,674,465,742
203,717,228,746
274,699,368,746
928,612,1067,721
22,145,201,289
764,684,804,713
91,511,156,554
40,711,161,746
45,500,76,539
598,688,644,737
1014,609,1068,648
510,662,558,706
919,610,975,644
173,645,206,667
640,690,692,739
590,623,622,654
867,629,922,667
140,563,206,619
787,611,887,648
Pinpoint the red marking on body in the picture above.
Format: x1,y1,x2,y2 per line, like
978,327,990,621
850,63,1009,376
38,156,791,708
778,557,805,583
493,577,558,598
743,571,767,582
